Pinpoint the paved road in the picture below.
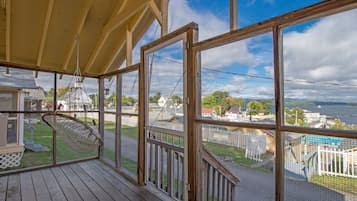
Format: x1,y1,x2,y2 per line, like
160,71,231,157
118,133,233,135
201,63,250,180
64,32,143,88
223,161,356,201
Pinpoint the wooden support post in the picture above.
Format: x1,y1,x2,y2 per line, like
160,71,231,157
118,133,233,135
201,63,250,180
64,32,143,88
273,26,284,201
186,25,199,201
230,0,238,30
138,49,146,185
99,78,105,158
116,74,122,168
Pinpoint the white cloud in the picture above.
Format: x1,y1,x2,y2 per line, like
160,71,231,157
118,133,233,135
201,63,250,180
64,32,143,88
264,66,274,78
283,8,357,101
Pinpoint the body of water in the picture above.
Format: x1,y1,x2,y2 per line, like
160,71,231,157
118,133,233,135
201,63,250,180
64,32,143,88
292,104,357,125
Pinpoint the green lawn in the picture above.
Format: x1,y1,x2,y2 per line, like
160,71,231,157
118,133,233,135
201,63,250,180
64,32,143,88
204,142,270,172
9,121,97,170
311,175,357,195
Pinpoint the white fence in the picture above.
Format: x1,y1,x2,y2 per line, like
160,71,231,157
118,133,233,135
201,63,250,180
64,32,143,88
202,126,266,162
317,146,357,178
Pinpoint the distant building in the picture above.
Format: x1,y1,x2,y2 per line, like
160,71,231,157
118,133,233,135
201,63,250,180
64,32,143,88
57,81,93,111
202,108,216,118
0,68,45,167
225,107,241,120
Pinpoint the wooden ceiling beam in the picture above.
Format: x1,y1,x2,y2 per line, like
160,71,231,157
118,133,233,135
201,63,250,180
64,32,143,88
37,0,55,66
62,0,93,71
148,0,162,25
101,7,148,74
126,27,133,66
103,0,147,33
84,1,148,73
5,0,11,62
111,0,128,19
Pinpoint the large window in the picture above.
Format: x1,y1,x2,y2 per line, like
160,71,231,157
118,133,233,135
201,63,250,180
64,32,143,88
200,33,274,124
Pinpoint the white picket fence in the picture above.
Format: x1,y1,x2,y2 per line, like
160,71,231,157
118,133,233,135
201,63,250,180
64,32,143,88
317,146,357,178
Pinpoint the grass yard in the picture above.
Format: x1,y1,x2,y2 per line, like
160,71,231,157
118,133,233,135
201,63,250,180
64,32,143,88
204,142,270,172
311,175,357,195
13,121,97,170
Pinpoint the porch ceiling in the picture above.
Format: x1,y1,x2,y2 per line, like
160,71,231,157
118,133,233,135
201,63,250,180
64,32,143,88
0,0,159,77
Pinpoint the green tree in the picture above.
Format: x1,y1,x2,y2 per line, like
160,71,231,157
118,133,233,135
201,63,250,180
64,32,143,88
228,97,244,108
122,96,136,106
331,119,345,130
57,87,69,98
149,92,161,103
202,91,230,116
247,100,265,115
171,95,183,104
260,100,273,114
285,108,305,126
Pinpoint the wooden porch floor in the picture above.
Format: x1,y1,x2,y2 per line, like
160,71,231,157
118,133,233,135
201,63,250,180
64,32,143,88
0,160,164,201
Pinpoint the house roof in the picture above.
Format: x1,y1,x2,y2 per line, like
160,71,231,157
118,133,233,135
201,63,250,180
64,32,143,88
0,67,37,89
202,108,215,114
23,88,46,100
0,0,161,76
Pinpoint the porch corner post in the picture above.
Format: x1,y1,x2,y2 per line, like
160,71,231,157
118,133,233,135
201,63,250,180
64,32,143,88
138,49,146,185
273,25,285,201
187,24,199,201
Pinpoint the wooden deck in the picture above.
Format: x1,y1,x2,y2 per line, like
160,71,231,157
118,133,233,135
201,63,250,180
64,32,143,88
0,160,164,201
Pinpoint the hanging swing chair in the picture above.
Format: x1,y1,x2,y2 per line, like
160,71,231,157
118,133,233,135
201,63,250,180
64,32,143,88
42,113,102,153
42,36,102,153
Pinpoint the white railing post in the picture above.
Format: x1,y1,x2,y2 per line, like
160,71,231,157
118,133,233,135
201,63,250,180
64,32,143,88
317,145,321,176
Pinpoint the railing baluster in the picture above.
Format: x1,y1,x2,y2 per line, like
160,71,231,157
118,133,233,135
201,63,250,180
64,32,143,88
180,154,184,200
217,172,221,201
149,141,152,181
155,143,159,186
226,181,231,201
160,145,164,190
222,177,226,201
207,163,211,200
168,148,174,197
212,168,216,201
230,181,235,201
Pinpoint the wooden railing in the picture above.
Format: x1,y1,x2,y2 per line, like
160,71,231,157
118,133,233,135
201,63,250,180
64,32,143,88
201,148,239,201
146,126,239,201
146,126,185,201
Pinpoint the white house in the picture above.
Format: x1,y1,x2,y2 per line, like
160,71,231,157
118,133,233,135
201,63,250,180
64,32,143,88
0,68,42,168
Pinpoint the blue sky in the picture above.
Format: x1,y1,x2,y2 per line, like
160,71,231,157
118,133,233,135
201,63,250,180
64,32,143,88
136,0,357,103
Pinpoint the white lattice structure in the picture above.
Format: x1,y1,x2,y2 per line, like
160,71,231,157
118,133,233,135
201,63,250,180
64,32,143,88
0,145,25,169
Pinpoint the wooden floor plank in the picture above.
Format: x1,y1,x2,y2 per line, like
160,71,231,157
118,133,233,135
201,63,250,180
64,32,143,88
89,161,149,201
78,162,129,201
20,172,36,201
0,176,8,201
6,175,21,201
0,160,169,201
60,166,98,201
50,167,82,201
31,171,52,201
41,169,67,201
93,161,162,201
69,164,114,201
